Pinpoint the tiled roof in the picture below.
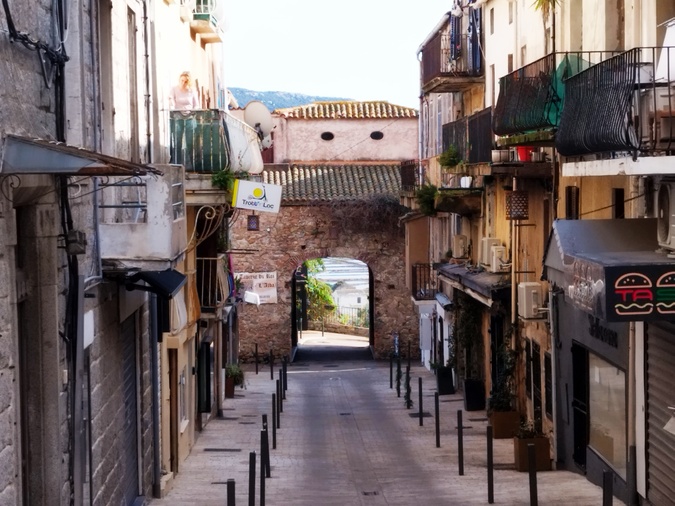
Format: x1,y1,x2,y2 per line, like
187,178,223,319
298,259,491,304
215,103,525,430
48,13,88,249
273,101,418,120
262,164,401,202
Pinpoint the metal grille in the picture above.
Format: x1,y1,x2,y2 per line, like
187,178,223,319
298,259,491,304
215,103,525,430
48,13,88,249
411,263,437,300
442,118,468,162
468,108,493,163
506,191,529,220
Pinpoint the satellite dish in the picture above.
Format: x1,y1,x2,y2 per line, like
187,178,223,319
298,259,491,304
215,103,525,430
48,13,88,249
244,101,273,139
261,135,273,149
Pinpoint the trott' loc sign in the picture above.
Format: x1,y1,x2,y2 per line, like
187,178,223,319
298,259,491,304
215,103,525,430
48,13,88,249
231,179,282,214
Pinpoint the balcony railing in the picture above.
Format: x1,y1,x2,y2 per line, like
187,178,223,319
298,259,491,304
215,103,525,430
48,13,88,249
441,108,493,165
170,109,263,174
556,46,675,157
400,159,423,193
421,26,483,93
412,263,437,300
190,0,222,43
493,51,619,137
196,255,228,312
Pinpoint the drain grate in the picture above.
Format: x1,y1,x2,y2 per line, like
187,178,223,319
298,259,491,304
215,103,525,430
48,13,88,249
221,416,240,421
204,448,242,452
493,463,516,470
362,491,379,496
323,364,339,368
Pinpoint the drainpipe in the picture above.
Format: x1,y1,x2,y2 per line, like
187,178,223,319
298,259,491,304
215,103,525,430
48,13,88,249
90,0,99,151
150,293,162,498
627,321,637,505
143,0,152,163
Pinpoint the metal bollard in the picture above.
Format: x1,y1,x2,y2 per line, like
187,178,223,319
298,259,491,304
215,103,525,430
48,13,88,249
407,341,411,370
418,377,424,426
435,392,440,448
227,478,235,506
262,413,267,431
389,356,393,389
528,443,538,506
602,470,613,506
255,343,259,375
396,357,402,398
272,394,277,449
261,429,270,478
260,438,266,506
457,410,464,476
269,350,274,380
487,425,494,504
278,369,284,409
283,358,288,393
248,452,256,506
276,380,281,428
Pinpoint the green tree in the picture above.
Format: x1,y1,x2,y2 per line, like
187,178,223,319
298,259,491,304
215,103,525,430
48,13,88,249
304,260,336,322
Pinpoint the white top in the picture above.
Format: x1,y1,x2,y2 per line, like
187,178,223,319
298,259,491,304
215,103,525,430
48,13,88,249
170,86,199,111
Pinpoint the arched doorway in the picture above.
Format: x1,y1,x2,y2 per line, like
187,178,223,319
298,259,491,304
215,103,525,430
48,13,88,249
290,257,373,360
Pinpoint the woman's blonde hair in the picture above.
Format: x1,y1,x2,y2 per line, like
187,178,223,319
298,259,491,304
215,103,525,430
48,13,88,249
179,71,193,87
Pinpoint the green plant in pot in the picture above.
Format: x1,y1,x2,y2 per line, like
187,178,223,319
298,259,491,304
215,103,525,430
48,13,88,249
488,329,520,438
415,184,437,216
225,363,244,398
439,145,462,168
514,418,551,472
455,292,485,411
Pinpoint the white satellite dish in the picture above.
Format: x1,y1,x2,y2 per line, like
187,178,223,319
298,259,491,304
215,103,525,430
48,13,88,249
243,101,273,139
261,135,273,149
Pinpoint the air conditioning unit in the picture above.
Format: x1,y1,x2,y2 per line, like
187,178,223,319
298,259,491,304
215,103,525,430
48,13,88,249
657,182,675,251
518,282,542,319
452,234,468,258
490,246,507,273
481,238,500,267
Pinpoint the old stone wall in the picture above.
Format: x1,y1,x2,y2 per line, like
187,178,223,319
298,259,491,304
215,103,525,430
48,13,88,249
230,204,418,360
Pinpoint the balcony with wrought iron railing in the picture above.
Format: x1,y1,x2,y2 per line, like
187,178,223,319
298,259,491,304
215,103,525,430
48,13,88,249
556,46,675,158
196,254,229,313
412,263,438,301
421,28,484,94
493,51,619,141
98,165,186,271
189,0,222,43
441,107,493,172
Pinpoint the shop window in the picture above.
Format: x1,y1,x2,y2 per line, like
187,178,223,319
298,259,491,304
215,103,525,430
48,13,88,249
525,339,532,398
545,352,552,419
589,353,627,479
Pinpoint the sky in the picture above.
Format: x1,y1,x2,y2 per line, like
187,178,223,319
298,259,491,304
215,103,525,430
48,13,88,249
222,1,452,109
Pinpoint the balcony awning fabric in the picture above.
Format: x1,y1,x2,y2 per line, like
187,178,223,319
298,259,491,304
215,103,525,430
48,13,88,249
436,262,510,307
1,135,161,176
544,218,675,322
124,269,187,299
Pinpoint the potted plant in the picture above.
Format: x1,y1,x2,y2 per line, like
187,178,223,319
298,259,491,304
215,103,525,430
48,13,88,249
415,184,437,216
455,293,485,411
432,359,455,395
225,363,244,398
514,419,551,472
488,332,520,438
439,145,462,169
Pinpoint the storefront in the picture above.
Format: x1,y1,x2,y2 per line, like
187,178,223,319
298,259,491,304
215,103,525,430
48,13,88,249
545,218,675,504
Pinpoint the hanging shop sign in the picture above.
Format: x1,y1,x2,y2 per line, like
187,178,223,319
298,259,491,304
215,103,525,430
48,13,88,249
231,179,282,214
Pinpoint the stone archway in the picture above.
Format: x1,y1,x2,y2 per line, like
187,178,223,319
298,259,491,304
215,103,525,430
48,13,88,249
230,204,418,360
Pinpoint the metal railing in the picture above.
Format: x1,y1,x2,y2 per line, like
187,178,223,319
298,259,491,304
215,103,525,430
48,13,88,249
421,29,483,85
493,51,619,136
468,107,493,163
557,46,675,156
443,117,469,163
324,306,370,328
412,263,438,300
196,255,228,312
400,159,422,193
170,109,231,173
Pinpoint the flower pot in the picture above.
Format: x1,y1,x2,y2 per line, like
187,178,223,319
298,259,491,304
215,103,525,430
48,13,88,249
463,378,486,411
436,366,455,395
514,436,551,472
490,411,520,439
516,146,534,162
225,376,235,398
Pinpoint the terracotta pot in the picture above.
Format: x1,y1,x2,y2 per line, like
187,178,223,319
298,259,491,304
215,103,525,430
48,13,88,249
513,436,551,472
490,411,520,439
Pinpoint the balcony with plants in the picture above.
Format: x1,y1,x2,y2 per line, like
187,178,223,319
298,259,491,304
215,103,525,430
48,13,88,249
556,46,675,161
170,109,263,204
420,14,483,94
493,51,618,146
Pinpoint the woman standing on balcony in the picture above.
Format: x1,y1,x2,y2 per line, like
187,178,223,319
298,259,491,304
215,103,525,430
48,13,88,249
169,71,200,170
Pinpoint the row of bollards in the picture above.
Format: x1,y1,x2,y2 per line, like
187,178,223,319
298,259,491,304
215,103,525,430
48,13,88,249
392,367,616,506
228,354,290,506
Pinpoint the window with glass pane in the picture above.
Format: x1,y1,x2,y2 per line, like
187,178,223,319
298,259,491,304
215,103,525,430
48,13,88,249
588,353,626,478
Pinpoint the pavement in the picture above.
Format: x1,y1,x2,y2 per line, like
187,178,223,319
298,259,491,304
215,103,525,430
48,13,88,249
150,331,623,505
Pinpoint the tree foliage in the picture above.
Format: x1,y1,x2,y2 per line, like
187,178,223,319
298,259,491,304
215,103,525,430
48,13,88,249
304,260,336,321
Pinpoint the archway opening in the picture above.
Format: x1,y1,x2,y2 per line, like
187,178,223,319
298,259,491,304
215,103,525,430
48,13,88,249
291,257,373,361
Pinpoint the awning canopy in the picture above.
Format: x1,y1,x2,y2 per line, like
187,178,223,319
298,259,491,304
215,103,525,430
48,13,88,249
124,269,187,299
1,135,162,176
436,262,510,307
544,218,675,322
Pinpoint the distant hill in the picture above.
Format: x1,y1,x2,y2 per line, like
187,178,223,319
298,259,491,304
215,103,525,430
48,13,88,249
229,87,352,112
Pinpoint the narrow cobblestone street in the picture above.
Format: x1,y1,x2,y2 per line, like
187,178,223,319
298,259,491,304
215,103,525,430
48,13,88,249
151,332,622,506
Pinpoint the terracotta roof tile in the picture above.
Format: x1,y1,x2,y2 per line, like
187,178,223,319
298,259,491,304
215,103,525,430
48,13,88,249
273,101,418,120
262,164,401,202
